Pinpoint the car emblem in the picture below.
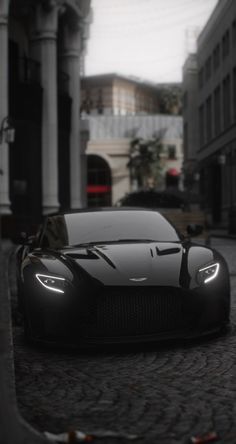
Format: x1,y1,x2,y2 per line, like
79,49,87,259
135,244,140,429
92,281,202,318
129,277,147,282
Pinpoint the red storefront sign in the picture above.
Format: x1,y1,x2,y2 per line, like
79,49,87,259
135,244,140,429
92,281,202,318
87,185,111,194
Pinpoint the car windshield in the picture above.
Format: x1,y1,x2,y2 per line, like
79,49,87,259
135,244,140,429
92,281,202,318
40,210,180,249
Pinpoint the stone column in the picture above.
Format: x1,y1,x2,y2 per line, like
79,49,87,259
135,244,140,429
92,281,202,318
80,119,89,206
31,1,59,214
60,24,85,209
0,0,11,215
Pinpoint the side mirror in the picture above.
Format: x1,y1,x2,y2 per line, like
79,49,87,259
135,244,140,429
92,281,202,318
186,224,203,237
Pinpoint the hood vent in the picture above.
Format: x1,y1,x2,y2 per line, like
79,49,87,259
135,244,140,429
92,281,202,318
155,246,181,256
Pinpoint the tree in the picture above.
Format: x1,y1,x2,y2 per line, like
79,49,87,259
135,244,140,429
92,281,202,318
128,132,164,189
157,85,182,115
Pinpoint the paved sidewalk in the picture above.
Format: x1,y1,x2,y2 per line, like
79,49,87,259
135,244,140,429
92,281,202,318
2,233,236,444
208,228,236,241
0,241,48,444
11,246,236,444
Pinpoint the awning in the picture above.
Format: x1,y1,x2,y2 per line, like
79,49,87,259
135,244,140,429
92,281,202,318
87,185,111,194
166,168,180,176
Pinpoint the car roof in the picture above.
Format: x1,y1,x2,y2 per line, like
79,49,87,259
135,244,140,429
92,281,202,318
48,207,160,217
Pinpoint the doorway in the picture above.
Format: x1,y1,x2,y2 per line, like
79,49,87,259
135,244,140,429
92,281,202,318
87,155,112,207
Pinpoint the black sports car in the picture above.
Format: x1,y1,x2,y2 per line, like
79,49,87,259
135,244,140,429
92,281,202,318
16,208,230,345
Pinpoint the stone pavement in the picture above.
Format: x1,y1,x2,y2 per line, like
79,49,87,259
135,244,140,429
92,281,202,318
0,241,48,444
208,237,236,275
8,237,236,444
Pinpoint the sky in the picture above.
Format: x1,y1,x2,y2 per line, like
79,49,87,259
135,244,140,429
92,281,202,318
85,0,218,83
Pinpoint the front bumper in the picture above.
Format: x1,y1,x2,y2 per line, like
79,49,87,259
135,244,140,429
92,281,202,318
24,282,230,346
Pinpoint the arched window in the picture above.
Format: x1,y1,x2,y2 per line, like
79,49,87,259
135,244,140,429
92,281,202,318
165,168,180,189
87,155,112,207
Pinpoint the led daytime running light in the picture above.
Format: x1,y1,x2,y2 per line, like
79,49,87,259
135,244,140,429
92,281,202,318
198,263,220,284
36,273,65,293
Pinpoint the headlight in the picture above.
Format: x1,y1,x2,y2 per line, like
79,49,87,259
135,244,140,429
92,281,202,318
36,274,66,293
197,262,220,285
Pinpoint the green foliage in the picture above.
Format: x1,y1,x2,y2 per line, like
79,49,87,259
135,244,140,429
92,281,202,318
158,85,182,115
128,134,164,188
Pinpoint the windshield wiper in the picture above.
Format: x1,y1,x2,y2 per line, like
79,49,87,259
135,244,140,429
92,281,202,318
71,239,180,248
111,239,158,243
73,239,158,246
71,241,106,247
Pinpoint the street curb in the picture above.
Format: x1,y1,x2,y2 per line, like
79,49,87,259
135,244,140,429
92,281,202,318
0,245,48,444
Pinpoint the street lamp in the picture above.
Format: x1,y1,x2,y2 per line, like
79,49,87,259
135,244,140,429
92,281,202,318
0,116,15,145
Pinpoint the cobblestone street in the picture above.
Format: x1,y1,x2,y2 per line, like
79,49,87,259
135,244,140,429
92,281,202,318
10,239,236,444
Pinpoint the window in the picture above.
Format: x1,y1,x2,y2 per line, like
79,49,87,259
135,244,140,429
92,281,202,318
199,104,205,147
184,123,188,158
183,91,188,109
205,56,211,81
233,20,236,46
233,148,236,204
87,155,112,207
214,86,221,136
206,96,212,142
198,67,204,89
223,75,231,128
233,67,236,122
213,44,220,70
97,89,104,114
42,210,180,248
222,30,230,59
83,91,92,114
167,145,176,160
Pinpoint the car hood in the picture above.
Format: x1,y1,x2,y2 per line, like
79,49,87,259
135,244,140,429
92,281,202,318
63,242,185,286
27,241,217,289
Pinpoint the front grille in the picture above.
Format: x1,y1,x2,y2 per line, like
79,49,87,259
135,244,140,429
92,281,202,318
86,286,186,337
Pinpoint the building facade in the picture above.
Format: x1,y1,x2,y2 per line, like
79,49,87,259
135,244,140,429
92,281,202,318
183,0,236,229
81,73,182,117
0,0,91,236
81,73,161,116
81,74,183,206
85,115,183,206
182,54,199,193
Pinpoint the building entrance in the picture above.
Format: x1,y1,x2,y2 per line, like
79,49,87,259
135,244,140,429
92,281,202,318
87,155,112,207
